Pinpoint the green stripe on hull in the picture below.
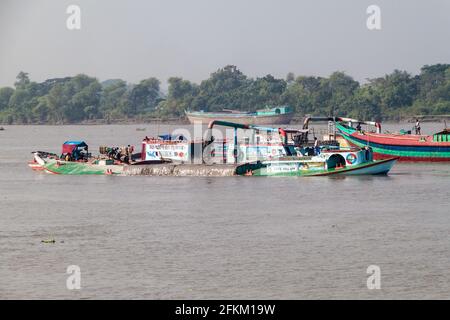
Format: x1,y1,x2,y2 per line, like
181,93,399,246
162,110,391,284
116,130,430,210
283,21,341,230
251,159,394,176
45,161,120,175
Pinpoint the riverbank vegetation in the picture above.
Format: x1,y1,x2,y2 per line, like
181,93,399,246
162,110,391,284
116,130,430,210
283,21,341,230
0,64,449,124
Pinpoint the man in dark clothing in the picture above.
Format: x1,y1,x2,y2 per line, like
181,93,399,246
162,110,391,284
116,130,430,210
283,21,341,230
313,137,320,155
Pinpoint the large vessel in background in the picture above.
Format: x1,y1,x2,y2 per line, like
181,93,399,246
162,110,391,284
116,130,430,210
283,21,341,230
335,117,450,161
185,106,293,125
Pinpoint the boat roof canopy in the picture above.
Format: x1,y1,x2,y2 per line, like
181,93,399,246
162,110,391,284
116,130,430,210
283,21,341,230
336,117,379,126
302,116,380,129
158,134,186,141
62,141,88,154
63,141,88,147
434,129,450,135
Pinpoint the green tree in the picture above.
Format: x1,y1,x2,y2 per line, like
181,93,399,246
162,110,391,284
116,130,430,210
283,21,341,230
286,72,295,84
324,72,359,116
100,80,129,119
31,97,50,123
45,83,67,123
193,65,250,111
370,70,417,110
245,75,286,110
281,76,322,114
347,86,382,121
158,77,198,117
0,87,14,111
417,64,450,102
14,71,30,89
128,78,161,116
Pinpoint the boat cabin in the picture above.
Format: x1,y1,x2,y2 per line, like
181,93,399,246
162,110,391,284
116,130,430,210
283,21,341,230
61,141,89,161
140,131,286,164
141,136,203,163
433,129,450,142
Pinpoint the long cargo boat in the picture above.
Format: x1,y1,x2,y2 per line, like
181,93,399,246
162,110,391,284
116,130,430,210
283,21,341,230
185,106,293,125
29,120,397,176
30,141,166,175
335,118,450,161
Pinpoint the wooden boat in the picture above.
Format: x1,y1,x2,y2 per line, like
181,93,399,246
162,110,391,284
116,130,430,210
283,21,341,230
28,151,58,171
335,117,450,161
43,159,123,175
185,106,293,125
238,148,397,176
28,159,45,171
32,152,124,175
30,141,167,175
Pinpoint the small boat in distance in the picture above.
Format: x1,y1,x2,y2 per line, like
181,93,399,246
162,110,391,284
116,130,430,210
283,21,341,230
185,106,293,125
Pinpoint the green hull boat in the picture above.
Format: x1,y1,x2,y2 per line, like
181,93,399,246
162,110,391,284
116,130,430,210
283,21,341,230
236,148,398,177
43,160,124,175
33,153,124,175
247,157,397,176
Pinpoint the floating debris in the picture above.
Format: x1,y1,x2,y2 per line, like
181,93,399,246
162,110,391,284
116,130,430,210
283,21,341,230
41,239,56,244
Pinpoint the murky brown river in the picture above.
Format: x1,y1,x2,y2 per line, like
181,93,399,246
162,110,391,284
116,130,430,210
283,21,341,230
0,123,449,299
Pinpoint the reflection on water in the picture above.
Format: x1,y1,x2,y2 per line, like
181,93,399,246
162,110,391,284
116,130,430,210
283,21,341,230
0,123,449,299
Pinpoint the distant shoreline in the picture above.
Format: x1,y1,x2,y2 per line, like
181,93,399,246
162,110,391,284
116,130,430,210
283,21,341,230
0,118,189,126
1,119,448,126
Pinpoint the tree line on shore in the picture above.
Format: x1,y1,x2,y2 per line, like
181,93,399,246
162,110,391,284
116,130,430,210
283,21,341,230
0,64,449,124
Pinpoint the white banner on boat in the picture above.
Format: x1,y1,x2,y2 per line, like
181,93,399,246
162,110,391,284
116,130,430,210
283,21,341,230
145,143,190,162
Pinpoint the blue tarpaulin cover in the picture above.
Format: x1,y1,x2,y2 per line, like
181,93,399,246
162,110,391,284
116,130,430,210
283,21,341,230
63,141,88,146
158,135,186,141
62,141,88,156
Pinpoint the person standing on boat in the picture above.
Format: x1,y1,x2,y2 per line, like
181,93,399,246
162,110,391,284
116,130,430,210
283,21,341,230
313,137,320,155
415,119,421,135
375,122,381,134
129,145,134,163
356,122,362,132
126,145,133,163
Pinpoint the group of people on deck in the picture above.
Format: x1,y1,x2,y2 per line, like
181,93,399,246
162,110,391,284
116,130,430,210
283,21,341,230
105,145,135,163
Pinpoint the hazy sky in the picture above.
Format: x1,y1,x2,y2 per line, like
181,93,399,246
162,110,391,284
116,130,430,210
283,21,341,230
1,0,449,88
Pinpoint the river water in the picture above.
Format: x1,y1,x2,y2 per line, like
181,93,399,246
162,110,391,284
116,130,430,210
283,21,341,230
0,123,449,299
